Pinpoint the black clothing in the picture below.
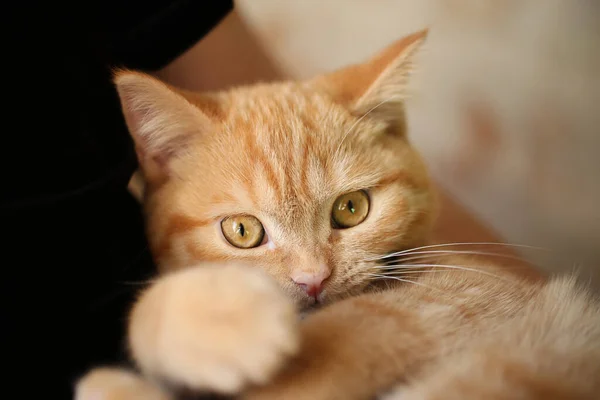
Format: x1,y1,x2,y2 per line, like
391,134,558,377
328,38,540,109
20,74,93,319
3,1,233,397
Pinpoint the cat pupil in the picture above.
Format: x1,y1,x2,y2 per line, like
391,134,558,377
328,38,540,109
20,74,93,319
237,223,245,237
347,200,355,214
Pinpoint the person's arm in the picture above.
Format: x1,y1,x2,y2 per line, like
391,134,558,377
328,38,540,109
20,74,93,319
433,188,504,244
152,8,283,91
433,187,543,280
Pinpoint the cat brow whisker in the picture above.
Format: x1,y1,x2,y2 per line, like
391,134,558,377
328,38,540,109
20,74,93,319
334,95,400,157
362,272,443,292
369,263,508,282
367,242,549,262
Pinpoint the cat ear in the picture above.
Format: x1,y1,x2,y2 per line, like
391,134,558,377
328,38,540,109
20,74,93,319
113,70,210,172
353,30,427,117
316,29,428,133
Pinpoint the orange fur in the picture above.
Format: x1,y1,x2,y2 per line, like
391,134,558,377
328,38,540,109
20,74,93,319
76,29,600,400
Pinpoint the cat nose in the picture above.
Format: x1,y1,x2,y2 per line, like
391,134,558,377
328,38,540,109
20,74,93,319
291,267,331,298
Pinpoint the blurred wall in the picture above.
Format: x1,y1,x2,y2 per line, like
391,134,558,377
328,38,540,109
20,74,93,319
236,0,600,287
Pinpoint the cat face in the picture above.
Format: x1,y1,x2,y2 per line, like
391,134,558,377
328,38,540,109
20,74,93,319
115,30,436,309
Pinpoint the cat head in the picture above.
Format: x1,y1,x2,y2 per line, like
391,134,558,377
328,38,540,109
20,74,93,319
114,30,437,308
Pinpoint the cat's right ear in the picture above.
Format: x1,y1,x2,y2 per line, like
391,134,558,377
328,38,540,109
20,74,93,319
113,70,210,175
313,29,428,136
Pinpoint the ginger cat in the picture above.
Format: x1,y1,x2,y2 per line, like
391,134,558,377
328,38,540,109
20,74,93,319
76,30,600,400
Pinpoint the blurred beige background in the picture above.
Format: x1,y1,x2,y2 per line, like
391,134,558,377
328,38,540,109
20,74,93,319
233,0,600,287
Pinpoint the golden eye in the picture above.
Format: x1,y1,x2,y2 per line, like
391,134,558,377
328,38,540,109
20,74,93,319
221,215,265,249
331,190,370,229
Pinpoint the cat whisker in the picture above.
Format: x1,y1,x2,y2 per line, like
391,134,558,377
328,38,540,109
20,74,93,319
367,241,549,262
366,269,450,275
362,272,444,292
368,263,508,282
379,249,532,264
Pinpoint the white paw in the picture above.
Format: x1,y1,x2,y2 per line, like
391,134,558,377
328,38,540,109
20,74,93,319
128,263,299,395
75,367,172,400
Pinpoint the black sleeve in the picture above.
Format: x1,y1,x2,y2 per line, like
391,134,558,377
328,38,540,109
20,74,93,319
100,0,234,71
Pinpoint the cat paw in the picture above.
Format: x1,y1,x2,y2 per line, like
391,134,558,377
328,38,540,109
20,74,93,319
75,367,172,400
128,263,299,395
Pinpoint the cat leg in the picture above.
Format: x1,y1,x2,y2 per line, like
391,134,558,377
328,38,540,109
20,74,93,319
239,289,452,400
126,263,300,396
75,367,173,400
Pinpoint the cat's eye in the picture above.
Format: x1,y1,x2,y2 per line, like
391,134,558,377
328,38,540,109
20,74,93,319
331,190,370,229
221,215,265,249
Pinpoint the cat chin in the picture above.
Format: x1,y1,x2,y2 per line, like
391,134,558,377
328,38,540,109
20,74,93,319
295,290,344,316
299,305,320,320
377,384,406,400
294,294,328,316
295,297,319,313
298,310,312,320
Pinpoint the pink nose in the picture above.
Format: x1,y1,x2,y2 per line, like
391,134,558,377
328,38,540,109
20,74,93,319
291,268,331,299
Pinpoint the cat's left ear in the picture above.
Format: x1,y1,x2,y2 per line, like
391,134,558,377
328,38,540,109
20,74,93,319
316,29,428,134
113,70,212,176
